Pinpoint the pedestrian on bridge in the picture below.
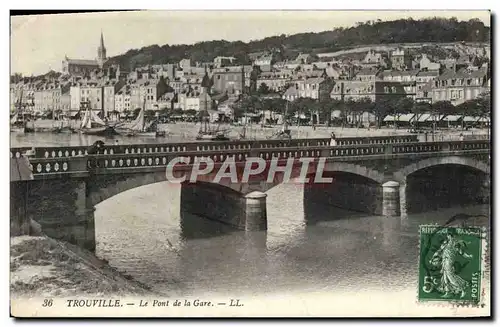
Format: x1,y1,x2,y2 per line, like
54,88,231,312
330,132,337,146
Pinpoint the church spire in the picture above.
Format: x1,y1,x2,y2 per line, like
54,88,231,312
100,30,105,49
97,30,107,68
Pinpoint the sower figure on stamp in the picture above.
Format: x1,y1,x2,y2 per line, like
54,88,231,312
430,231,473,299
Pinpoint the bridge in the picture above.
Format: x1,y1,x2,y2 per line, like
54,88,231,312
10,135,490,252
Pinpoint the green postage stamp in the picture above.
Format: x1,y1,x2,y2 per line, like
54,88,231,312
418,225,486,306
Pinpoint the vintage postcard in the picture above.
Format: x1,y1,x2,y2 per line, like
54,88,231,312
10,10,491,318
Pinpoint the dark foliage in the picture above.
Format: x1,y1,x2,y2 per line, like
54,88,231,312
105,18,490,69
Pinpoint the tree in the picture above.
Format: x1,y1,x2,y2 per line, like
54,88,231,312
432,101,456,116
257,83,270,95
371,98,397,128
345,97,373,128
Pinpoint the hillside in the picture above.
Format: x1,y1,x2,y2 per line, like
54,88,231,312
107,17,490,70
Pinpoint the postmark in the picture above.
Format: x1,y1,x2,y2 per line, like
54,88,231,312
418,225,486,306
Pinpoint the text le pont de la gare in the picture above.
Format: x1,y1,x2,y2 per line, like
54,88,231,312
65,299,243,307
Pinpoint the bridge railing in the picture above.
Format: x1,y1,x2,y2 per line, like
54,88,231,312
335,134,418,146
22,139,490,177
10,147,33,159
10,134,421,159
25,156,88,176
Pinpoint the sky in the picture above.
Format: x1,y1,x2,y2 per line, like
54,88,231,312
10,10,491,76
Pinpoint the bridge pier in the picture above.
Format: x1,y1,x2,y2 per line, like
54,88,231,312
382,181,401,217
11,179,97,252
180,183,268,231
399,181,407,217
244,191,268,231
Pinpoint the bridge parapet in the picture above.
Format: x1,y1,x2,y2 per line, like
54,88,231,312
20,139,490,178
10,134,426,159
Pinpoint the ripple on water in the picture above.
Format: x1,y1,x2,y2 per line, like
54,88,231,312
92,182,489,297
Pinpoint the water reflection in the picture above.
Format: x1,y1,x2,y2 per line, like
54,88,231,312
91,181,489,297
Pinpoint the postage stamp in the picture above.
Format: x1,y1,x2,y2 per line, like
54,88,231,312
418,225,486,306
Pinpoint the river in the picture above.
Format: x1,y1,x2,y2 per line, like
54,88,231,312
92,181,490,298
12,133,491,306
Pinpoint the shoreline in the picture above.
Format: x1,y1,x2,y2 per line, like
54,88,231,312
11,120,490,147
10,235,159,299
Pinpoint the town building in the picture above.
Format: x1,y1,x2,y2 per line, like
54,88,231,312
288,77,334,101
419,54,441,71
179,59,191,70
178,89,212,111
253,54,273,72
114,84,132,113
354,67,381,81
390,48,412,71
129,78,169,111
330,80,414,102
362,50,389,68
431,66,489,105
256,71,292,92
212,66,247,96
33,81,71,114
214,56,236,68
415,69,440,103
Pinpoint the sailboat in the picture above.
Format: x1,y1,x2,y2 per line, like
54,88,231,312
10,112,26,134
79,105,116,136
11,89,34,134
115,97,163,137
267,101,291,140
195,92,230,141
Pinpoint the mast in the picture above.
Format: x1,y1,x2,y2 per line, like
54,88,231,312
283,100,289,131
242,98,248,139
142,96,146,132
204,90,208,133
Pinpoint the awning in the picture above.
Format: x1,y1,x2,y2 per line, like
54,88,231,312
443,115,462,122
417,113,432,122
331,110,342,118
463,116,479,122
383,115,396,122
397,114,416,122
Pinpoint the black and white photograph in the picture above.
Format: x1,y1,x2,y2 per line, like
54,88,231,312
9,9,491,317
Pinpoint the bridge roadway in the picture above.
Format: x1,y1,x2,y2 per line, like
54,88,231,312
10,135,490,252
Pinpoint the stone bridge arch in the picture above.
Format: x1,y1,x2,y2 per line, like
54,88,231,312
393,156,490,182
87,171,168,207
394,156,490,216
320,161,386,184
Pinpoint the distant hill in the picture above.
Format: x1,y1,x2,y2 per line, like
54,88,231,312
106,17,490,70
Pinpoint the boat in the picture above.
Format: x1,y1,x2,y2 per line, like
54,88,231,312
266,101,292,140
10,113,25,134
10,89,34,134
79,105,117,136
115,98,164,137
195,118,230,141
196,92,230,141
51,119,75,134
